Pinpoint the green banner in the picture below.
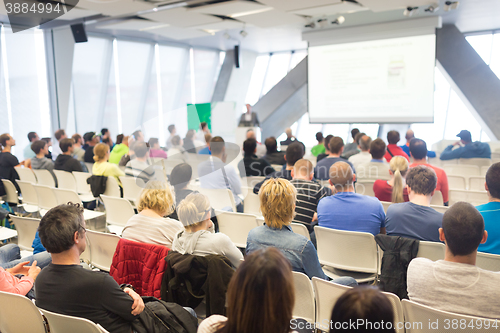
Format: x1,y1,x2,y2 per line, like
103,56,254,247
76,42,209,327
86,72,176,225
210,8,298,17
187,103,211,131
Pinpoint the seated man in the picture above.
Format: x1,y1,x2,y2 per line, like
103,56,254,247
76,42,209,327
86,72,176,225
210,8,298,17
262,136,285,166
54,138,83,173
314,136,355,180
409,138,449,205
125,141,155,184
31,139,57,186
253,142,304,194
238,138,274,177
311,132,325,157
316,134,333,163
246,129,266,158
356,138,391,181
477,162,500,255
384,130,409,162
72,134,86,162
385,166,443,242
348,134,372,171
35,203,145,333
317,162,386,236
440,130,491,160
407,202,500,318
291,159,331,234
343,128,360,155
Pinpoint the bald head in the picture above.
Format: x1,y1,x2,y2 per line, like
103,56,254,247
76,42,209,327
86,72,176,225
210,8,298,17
246,130,256,140
359,135,372,152
406,129,415,141
285,128,292,138
329,161,355,191
293,159,314,180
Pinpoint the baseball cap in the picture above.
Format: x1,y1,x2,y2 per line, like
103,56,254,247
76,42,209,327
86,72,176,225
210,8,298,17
83,132,96,142
457,130,472,142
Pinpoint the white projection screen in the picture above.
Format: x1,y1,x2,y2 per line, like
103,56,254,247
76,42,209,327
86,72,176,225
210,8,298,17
308,34,436,123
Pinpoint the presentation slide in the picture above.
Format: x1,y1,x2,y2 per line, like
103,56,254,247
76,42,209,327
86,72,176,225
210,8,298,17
308,34,436,123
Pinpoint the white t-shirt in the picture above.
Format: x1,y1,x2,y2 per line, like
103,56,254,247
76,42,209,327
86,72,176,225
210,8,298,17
121,214,184,248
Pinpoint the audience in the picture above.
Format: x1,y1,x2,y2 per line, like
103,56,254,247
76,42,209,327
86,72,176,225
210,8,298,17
238,138,274,177
116,134,124,145
198,133,212,155
167,135,188,160
246,129,266,157
31,139,57,185
246,178,356,286
330,286,396,333
384,130,409,162
262,136,285,165
477,163,500,255
183,129,197,154
343,128,360,154
316,134,333,163
357,138,391,181
100,128,113,148
348,134,372,170
148,137,167,158
71,133,85,162
385,166,443,242
35,203,145,333
83,132,98,163
311,132,325,157
280,128,296,146
409,138,449,205
92,143,125,184
373,156,409,203
166,124,176,149
0,134,24,193
407,202,500,318
52,129,67,160
122,181,183,247
172,192,243,267
23,131,38,159
400,129,414,156
54,138,83,173
199,136,243,212
440,129,491,160
41,137,53,160
342,132,365,159
125,142,154,184
253,142,304,194
314,136,355,180
109,135,130,164
318,162,386,236
132,130,144,143
196,122,210,143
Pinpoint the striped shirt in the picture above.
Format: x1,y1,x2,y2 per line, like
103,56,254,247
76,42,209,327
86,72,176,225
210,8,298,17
121,214,184,248
125,159,155,184
290,179,332,232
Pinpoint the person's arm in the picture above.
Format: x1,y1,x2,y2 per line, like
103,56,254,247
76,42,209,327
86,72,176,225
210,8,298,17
440,171,449,206
112,163,126,177
218,234,243,267
0,268,34,295
301,240,329,280
100,275,142,321
380,227,387,234
439,144,462,160
379,203,386,234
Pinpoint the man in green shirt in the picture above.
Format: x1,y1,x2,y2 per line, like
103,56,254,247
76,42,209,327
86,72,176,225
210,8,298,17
311,132,325,157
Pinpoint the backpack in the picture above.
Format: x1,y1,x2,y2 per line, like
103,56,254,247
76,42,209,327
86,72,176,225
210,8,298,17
132,296,198,333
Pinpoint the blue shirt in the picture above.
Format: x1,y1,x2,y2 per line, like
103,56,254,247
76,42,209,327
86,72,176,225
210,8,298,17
314,157,356,180
198,147,211,155
400,145,436,158
198,156,242,205
246,224,328,280
385,202,443,242
440,142,491,160
477,202,500,255
32,231,46,254
317,192,385,235
24,144,36,159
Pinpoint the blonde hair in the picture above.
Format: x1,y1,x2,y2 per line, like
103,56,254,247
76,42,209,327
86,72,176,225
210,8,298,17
293,159,313,177
93,143,109,162
259,178,297,229
389,156,409,203
137,181,175,216
177,192,211,231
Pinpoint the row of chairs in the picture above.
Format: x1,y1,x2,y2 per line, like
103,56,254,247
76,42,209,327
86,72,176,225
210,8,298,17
448,175,486,191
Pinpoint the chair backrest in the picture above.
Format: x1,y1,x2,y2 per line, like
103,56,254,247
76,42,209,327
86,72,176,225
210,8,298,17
103,176,121,198
15,166,37,183
402,299,498,332
476,252,500,272
443,164,480,177
85,162,94,173
292,272,315,323
85,229,121,271
40,308,109,333
314,226,378,273
33,184,59,210
430,190,444,206
33,169,56,187
119,176,144,204
356,181,375,197
197,188,236,212
312,277,351,329
290,223,310,240
214,210,259,248
458,158,492,167
53,170,77,191
429,204,449,214
481,165,489,177
469,176,486,192
243,190,261,216
382,291,405,333
16,180,39,206
241,176,265,188
447,175,467,190
0,290,47,333
449,189,488,206
100,195,135,227
1,179,18,204
381,201,392,213
53,187,84,206
10,215,40,251
416,241,445,261
73,171,92,194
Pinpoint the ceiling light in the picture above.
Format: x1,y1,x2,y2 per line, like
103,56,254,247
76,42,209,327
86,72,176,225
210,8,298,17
139,23,170,31
229,7,273,18
223,32,231,39
304,21,316,29
403,6,419,17
331,16,345,25
240,30,248,38
424,3,439,13
444,1,459,11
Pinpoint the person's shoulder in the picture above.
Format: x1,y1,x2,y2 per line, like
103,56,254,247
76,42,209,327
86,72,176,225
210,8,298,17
408,257,435,274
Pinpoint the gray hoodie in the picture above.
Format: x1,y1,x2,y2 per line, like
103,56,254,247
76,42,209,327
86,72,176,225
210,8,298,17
171,230,243,268
31,156,57,186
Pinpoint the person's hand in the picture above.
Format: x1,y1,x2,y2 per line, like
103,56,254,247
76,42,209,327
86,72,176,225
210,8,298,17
453,141,462,146
312,213,318,222
6,261,30,275
27,261,41,280
124,288,145,315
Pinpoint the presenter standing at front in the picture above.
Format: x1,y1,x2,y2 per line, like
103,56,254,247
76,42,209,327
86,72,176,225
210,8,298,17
239,104,260,127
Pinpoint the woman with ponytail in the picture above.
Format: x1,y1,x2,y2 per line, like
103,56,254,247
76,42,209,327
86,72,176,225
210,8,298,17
91,143,125,184
171,192,243,267
373,156,409,203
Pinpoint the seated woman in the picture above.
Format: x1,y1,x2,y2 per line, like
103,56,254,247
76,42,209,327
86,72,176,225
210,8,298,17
330,286,395,333
122,181,184,248
373,156,409,203
171,192,242,268
246,178,356,285
92,143,125,184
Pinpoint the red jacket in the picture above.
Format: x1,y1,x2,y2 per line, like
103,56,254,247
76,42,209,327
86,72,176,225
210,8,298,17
110,238,169,299
384,144,410,163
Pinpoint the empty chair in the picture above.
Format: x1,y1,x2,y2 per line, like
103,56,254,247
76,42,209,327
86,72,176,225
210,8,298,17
416,241,445,261
458,158,492,167
1,179,19,206
449,189,488,206
430,190,444,206
476,252,500,272
100,195,135,229
197,188,236,212
243,190,261,216
53,170,77,191
103,176,121,198
15,180,40,212
15,166,37,183
443,164,480,177
53,188,105,221
119,176,144,205
314,226,378,283
356,181,375,197
447,175,467,190
241,176,265,188
290,223,310,240
33,169,56,187
73,171,92,195
40,308,109,333
85,229,120,271
33,184,59,213
470,176,486,192
215,210,259,248
10,216,40,251
292,272,315,323
312,277,351,330
0,290,47,333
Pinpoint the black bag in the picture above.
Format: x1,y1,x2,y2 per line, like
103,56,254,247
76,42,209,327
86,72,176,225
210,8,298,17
133,296,198,333
87,175,107,197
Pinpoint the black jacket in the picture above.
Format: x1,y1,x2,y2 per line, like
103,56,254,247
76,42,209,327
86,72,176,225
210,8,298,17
54,154,83,172
161,252,234,316
87,175,107,197
237,154,274,177
263,151,286,165
375,234,419,300
253,169,292,194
